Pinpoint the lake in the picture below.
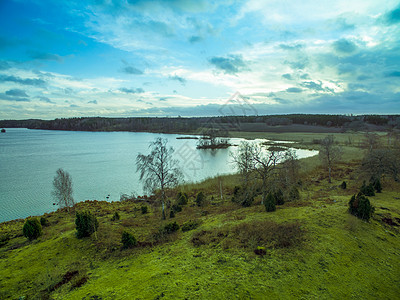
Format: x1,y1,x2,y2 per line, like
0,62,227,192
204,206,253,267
0,128,318,222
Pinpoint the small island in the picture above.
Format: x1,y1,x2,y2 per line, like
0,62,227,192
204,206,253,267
196,131,231,149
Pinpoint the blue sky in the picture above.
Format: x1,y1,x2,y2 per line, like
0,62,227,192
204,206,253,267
0,0,399,119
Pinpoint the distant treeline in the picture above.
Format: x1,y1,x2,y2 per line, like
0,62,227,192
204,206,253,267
1,114,399,133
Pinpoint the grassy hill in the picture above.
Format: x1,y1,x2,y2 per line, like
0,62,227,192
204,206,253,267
1,133,399,299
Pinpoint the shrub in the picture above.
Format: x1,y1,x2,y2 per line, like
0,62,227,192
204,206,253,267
75,211,99,238
23,218,42,241
264,192,276,212
177,191,188,205
349,193,374,221
111,212,120,221
141,205,148,214
274,189,285,205
196,192,206,207
171,204,182,213
340,181,347,189
231,186,254,207
40,217,50,227
121,231,137,249
182,220,201,232
287,186,300,202
360,181,375,196
371,177,382,193
163,221,180,234
169,210,175,218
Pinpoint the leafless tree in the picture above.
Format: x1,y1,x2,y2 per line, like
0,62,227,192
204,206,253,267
319,135,342,183
231,141,256,187
52,168,75,211
136,137,183,219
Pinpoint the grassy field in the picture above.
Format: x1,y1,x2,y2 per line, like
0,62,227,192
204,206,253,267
1,131,399,299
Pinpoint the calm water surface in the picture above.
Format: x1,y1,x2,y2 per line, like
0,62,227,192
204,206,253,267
0,128,317,222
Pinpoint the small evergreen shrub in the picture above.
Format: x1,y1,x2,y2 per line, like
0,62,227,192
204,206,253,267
196,192,206,207
141,205,148,214
371,177,382,193
264,192,276,212
360,181,375,196
340,181,347,189
75,211,99,238
169,210,175,218
40,217,50,227
231,186,254,207
182,220,201,232
121,231,137,249
287,186,300,202
171,204,182,213
177,191,188,205
274,189,285,205
349,193,374,221
23,218,42,241
163,221,180,234
111,211,120,221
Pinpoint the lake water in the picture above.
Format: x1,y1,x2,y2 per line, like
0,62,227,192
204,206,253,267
0,128,318,222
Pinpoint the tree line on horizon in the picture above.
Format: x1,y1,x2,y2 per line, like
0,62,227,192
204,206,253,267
1,114,399,133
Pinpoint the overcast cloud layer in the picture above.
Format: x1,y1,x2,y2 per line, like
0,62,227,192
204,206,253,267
0,0,399,119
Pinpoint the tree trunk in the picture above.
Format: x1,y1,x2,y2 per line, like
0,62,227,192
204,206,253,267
328,166,332,183
261,177,266,204
161,189,166,220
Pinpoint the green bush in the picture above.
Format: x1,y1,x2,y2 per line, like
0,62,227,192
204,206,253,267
349,193,374,221
371,177,382,193
111,211,120,221
182,220,201,232
264,192,276,212
75,211,99,238
274,189,285,205
360,181,375,196
163,221,180,234
340,181,347,189
177,191,188,205
287,186,300,202
23,218,42,241
121,231,137,249
171,204,182,213
169,210,175,218
195,192,206,207
141,205,148,214
231,186,254,207
40,217,50,227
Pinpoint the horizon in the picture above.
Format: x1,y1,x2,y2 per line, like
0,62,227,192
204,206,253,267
0,0,399,119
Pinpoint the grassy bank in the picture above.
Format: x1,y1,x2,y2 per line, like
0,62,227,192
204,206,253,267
1,131,399,299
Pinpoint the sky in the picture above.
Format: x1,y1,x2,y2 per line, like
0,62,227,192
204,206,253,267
0,0,399,119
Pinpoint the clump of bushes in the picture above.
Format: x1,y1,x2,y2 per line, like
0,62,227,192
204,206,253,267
23,218,42,241
287,186,300,202
141,205,148,214
75,211,99,238
177,191,188,205
111,211,120,221
195,192,206,207
162,221,180,234
360,181,375,196
349,193,375,221
40,217,50,227
182,220,201,232
231,186,254,207
264,192,276,212
121,231,137,249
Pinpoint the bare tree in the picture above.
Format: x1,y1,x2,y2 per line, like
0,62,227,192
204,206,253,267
319,136,342,183
52,168,75,211
136,137,183,219
231,141,256,187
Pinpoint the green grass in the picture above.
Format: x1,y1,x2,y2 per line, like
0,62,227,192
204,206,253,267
1,132,399,299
